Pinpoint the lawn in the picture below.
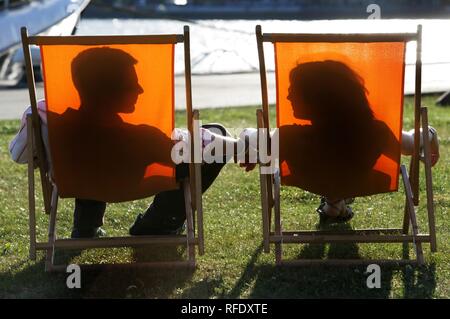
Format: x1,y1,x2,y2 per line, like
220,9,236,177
0,96,448,298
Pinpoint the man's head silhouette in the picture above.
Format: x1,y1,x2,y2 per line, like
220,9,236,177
71,47,143,114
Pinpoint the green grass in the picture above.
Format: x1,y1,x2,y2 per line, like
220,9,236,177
0,95,449,298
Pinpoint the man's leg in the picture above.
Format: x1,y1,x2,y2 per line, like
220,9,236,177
71,199,107,238
129,124,230,235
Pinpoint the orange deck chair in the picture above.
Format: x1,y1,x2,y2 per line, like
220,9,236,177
255,25,436,266
21,26,204,271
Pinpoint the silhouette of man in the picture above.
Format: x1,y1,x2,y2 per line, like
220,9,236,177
50,47,176,202
48,47,232,238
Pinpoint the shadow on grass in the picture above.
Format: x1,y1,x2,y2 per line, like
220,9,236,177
0,256,78,298
181,236,436,298
0,245,194,298
77,246,195,298
254,235,435,298
402,263,436,298
244,262,436,298
0,241,436,298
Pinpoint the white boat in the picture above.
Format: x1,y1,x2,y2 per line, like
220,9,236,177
0,0,91,86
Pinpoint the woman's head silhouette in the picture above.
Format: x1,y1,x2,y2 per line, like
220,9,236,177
287,60,374,127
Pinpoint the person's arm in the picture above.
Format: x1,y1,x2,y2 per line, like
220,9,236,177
237,125,299,172
401,126,440,166
145,126,243,165
376,121,400,163
9,100,48,165
140,126,175,166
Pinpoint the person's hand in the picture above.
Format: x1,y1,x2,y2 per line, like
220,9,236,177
237,128,258,172
428,126,440,167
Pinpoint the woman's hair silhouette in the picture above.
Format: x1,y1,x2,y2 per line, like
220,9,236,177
288,60,374,128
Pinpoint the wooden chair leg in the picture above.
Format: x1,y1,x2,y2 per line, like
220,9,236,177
45,186,59,272
26,115,37,261
273,170,282,265
259,168,271,253
266,172,274,224
20,27,52,215
257,109,270,253
183,179,196,266
192,110,204,256
401,165,424,265
43,175,53,215
402,160,414,234
194,162,204,255
412,24,422,207
421,107,437,252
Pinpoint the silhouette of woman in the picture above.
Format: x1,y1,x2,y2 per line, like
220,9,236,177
279,60,399,211
240,60,439,223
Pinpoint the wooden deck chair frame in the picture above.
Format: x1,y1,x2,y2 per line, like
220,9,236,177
21,26,204,272
255,25,437,266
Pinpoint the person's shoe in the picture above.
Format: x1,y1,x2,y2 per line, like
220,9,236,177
344,198,355,205
317,197,354,225
71,227,106,239
129,205,186,236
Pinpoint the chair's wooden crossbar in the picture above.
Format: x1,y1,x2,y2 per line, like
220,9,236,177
22,26,204,272
268,228,430,244
270,234,430,244
35,235,195,250
27,34,184,45
261,33,417,43
271,228,403,236
280,259,419,266
49,261,195,272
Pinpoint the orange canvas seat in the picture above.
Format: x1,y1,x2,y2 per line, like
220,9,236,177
21,27,204,271
275,42,405,199
255,25,436,265
41,43,177,202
